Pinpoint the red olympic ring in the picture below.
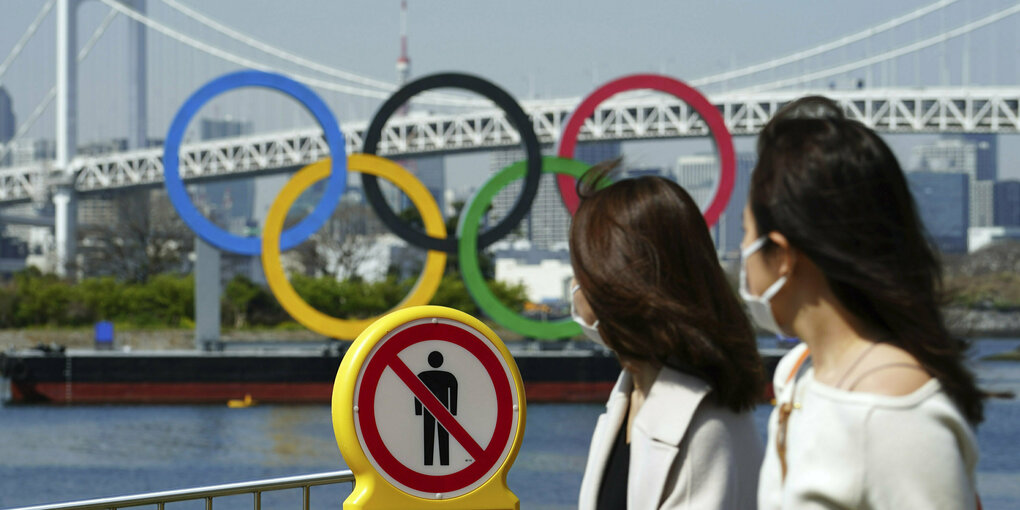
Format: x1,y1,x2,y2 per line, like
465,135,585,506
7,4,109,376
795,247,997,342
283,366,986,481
555,74,736,228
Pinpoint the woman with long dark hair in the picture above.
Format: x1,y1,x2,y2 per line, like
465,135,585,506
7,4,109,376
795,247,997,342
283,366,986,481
749,96,983,509
572,161,764,509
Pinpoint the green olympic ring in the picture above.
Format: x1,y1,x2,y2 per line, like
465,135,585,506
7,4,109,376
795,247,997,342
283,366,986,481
458,157,602,339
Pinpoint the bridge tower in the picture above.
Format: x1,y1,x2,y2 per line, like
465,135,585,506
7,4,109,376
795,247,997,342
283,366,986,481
54,0,148,277
53,0,80,278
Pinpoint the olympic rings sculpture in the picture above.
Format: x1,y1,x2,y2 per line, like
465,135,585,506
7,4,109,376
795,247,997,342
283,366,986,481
163,70,735,340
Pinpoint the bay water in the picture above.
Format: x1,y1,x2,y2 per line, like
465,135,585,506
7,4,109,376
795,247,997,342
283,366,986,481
0,339,1017,510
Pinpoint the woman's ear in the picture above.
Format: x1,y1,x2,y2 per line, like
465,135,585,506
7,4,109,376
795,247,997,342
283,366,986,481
767,231,797,278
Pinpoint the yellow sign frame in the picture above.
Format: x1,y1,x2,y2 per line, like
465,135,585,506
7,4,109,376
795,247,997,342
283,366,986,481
332,305,526,510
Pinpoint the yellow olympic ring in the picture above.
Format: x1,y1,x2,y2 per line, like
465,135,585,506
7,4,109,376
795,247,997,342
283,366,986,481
261,154,447,339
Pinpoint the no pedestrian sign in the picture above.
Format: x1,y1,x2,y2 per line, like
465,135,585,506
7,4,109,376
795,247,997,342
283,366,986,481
335,309,525,504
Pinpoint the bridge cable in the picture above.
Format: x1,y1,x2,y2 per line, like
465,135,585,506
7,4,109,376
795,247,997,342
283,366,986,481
0,7,119,163
158,0,489,107
97,0,491,107
160,0,395,91
690,0,958,87
0,0,56,87
521,0,961,104
734,1,1020,92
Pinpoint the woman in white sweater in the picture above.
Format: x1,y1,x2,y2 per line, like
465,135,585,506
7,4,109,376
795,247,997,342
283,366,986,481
743,96,984,509
570,162,764,510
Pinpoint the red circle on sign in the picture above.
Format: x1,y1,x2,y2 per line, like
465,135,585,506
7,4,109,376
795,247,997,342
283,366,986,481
555,74,736,228
356,321,515,494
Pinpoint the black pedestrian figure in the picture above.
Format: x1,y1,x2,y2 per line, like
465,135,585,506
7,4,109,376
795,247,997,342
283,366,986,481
414,351,458,466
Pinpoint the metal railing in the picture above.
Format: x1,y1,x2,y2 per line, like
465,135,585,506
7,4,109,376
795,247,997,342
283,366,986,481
6,470,354,510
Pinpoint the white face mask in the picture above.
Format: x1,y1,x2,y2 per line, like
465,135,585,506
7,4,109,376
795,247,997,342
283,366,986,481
739,237,789,337
570,284,606,347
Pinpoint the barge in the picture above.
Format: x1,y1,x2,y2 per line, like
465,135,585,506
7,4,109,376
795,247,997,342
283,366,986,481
0,342,788,404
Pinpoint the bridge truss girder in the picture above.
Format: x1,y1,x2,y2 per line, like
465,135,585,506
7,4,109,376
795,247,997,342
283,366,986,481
0,87,1017,204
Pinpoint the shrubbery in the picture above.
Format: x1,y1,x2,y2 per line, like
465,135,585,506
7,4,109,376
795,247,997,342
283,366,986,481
0,268,528,329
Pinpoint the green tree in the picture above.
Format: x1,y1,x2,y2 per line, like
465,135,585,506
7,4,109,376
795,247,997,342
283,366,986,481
224,275,262,328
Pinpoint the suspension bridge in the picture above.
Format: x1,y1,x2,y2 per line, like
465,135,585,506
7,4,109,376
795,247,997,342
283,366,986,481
0,0,1018,275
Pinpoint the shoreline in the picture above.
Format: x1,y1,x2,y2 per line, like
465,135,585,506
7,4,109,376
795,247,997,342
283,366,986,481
0,307,1017,352
944,307,1020,338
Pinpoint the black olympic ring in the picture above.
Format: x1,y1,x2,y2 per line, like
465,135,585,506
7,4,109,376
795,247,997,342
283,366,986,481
361,73,543,254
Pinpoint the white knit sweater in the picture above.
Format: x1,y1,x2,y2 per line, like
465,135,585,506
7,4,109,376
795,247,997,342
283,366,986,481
758,343,979,510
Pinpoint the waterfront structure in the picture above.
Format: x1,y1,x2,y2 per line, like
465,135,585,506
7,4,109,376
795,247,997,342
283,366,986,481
492,244,573,304
969,226,1020,252
906,171,970,253
994,180,1020,227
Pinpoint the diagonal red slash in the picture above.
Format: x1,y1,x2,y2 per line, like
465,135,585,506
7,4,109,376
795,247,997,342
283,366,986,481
388,356,486,461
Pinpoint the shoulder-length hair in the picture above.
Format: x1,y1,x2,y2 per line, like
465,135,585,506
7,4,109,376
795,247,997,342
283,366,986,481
751,96,984,424
569,160,764,412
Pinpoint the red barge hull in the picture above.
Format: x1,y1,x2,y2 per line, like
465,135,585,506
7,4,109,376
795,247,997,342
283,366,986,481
1,345,785,404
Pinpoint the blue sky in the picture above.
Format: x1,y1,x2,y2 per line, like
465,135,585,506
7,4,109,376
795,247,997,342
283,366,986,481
1,0,1018,183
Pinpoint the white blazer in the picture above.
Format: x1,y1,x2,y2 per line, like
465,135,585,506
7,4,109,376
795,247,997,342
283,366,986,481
578,367,762,510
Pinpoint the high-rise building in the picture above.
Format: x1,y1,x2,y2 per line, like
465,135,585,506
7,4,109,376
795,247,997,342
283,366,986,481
994,180,1020,227
575,141,622,167
717,154,757,259
907,171,970,253
489,142,620,250
674,154,719,210
673,152,756,258
395,156,445,217
971,181,995,228
0,86,14,145
964,133,997,181
913,137,997,227
78,192,120,228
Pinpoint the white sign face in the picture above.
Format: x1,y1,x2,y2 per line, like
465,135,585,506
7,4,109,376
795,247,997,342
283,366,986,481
353,318,519,499
374,339,499,474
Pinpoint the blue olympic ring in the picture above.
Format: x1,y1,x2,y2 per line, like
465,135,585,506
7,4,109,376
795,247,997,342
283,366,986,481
163,70,347,255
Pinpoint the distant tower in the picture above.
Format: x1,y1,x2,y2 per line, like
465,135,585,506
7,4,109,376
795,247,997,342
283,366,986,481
396,1,411,86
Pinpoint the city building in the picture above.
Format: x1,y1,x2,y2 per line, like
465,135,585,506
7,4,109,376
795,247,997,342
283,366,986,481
0,86,14,145
906,171,969,253
673,152,757,258
7,138,55,166
489,141,620,250
994,180,1020,227
624,167,666,179
200,117,253,141
674,154,719,211
912,136,997,227
395,155,445,217
694,153,757,260
77,192,120,228
971,180,995,228
964,133,997,181
77,138,128,157
0,231,28,276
